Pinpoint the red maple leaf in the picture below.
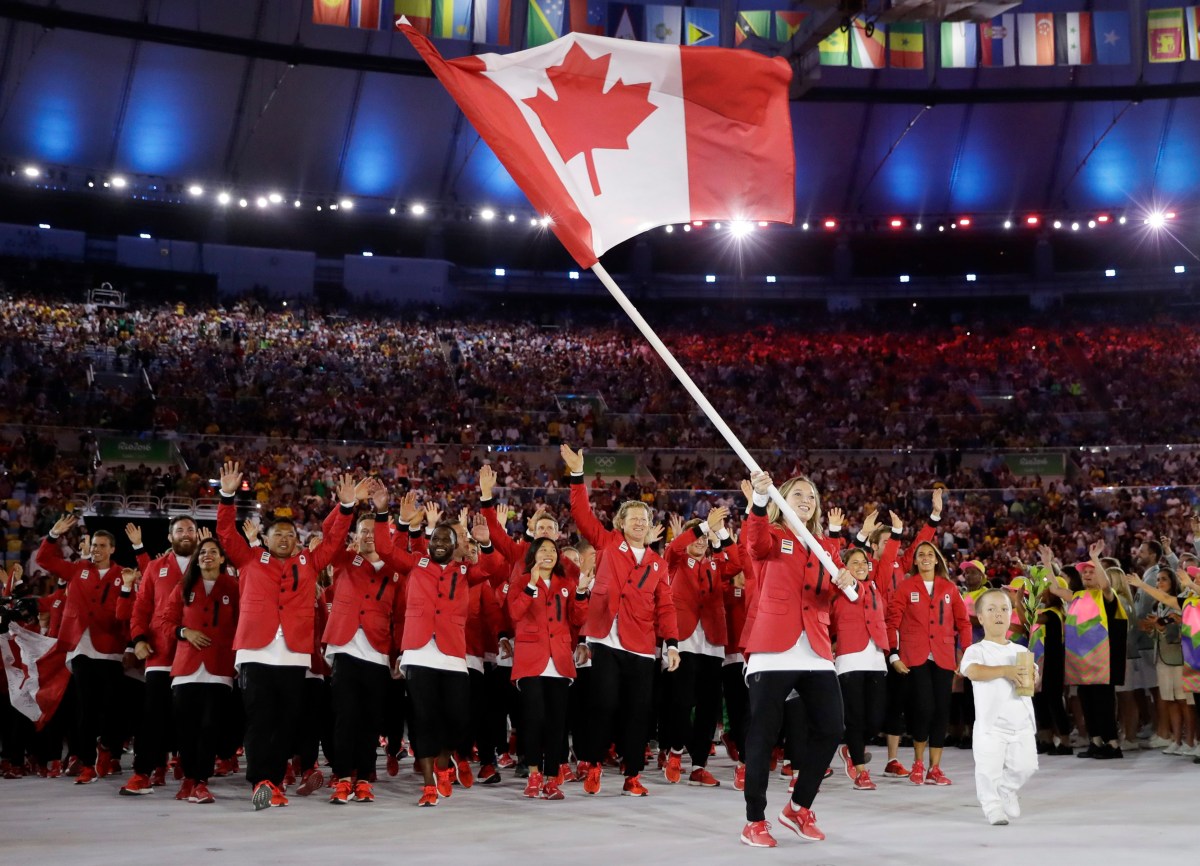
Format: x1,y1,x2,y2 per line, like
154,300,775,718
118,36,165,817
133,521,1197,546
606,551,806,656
523,42,658,198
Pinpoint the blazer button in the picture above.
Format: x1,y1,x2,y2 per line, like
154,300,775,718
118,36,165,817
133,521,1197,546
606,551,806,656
278,605,283,610
364,594,370,599
360,610,365,615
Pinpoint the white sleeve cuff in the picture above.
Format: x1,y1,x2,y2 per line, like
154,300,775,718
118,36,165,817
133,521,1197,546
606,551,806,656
752,492,770,508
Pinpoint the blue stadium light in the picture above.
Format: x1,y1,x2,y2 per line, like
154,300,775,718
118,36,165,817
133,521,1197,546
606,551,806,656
411,203,426,216
480,208,495,221
38,223,50,229
1146,212,1166,229
111,176,127,189
388,207,396,215
362,251,373,257
139,233,151,239
187,184,203,197
339,199,353,210
23,165,40,178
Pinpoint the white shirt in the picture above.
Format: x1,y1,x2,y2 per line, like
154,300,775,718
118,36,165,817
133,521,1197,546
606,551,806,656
402,637,468,674
678,620,724,659
835,637,888,676
235,632,310,670
746,631,835,676
586,545,655,660
959,640,1036,734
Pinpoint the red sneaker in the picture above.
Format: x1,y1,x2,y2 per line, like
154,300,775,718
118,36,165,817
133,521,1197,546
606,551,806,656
663,751,683,784
924,765,952,786
454,757,474,788
417,784,438,807
213,758,236,778
523,769,544,799
541,777,565,800
64,757,82,777
251,780,274,811
822,767,833,779
603,745,620,769
169,757,184,780
839,745,856,781
497,753,516,769
46,760,63,778
908,760,926,785
733,764,746,791
769,747,783,772
330,778,353,804
854,770,877,791
175,779,195,801
353,780,375,803
688,767,720,787
105,755,123,776
190,782,215,804
296,767,324,796
557,762,575,784
478,764,501,785
150,766,167,787
722,732,740,763
96,749,112,778
435,766,455,799
884,759,909,777
779,801,825,842
74,766,98,785
740,820,778,848
780,760,793,777
386,753,400,777
119,773,155,796
622,774,648,797
270,783,289,808
583,764,602,795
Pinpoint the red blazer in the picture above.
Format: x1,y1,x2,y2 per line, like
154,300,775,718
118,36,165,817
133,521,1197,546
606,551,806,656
507,571,588,680
158,574,240,679
40,586,67,638
664,527,737,647
570,478,679,654
378,524,505,660
832,537,897,657
322,528,407,657
740,510,844,660
874,521,937,601
127,549,183,669
36,538,130,655
885,573,973,670
217,496,353,655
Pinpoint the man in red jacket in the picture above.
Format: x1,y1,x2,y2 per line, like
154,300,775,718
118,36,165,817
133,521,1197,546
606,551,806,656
217,460,358,811
561,444,680,798
118,516,199,796
38,515,136,785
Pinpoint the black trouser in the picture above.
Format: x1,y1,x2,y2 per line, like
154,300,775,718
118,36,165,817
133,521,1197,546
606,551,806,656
295,676,333,771
743,669,843,822
882,664,907,736
239,663,305,787
904,662,954,747
568,665,591,760
1033,650,1070,737
384,676,408,758
36,682,72,765
0,702,32,765
663,652,723,768
517,676,571,774
173,682,231,783
839,670,887,767
330,654,389,780
133,670,174,776
1077,683,1118,743
581,643,656,776
70,656,125,767
721,660,749,759
459,667,500,765
118,673,143,750
218,683,244,762
404,665,470,760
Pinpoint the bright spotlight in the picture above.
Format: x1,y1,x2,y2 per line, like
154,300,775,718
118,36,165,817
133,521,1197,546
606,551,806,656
339,199,353,210
758,221,769,228
37,223,50,229
1175,265,1187,274
494,268,506,277
683,225,691,232
294,200,301,208
1003,220,1012,229
966,273,977,282
217,192,231,205
111,176,127,189
914,222,923,231
530,218,539,227
730,221,753,238
823,218,837,230
139,233,151,239
540,216,552,227
1118,216,1127,225
1146,212,1166,229
268,192,282,204
1053,220,1062,229
1105,269,1116,277
766,275,777,283
705,275,716,283
411,203,426,216
389,207,396,215
23,166,40,178
568,271,579,280
256,196,268,208
1071,222,1080,231
362,251,373,257
188,184,204,197
1088,220,1096,229
480,208,495,221
665,225,674,233
1025,215,1040,226
899,275,910,284
238,198,248,208
801,222,810,230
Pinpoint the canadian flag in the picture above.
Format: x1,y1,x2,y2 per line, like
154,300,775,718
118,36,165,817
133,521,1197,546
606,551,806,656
1,627,70,730
400,22,794,267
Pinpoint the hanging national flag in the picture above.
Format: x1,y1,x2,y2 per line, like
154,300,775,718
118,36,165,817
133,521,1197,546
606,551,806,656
980,14,1016,67
314,0,351,26
1017,12,1055,66
569,0,604,36
775,10,806,43
734,11,771,47
1054,12,1093,65
608,3,644,40
395,0,432,34
1,628,70,731
351,0,384,27
1092,10,1131,65
529,0,566,46
819,27,849,65
941,21,977,68
644,6,682,45
850,18,885,69
683,7,718,46
433,0,472,38
889,21,924,69
1189,6,1200,60
398,22,794,267
1148,8,1186,62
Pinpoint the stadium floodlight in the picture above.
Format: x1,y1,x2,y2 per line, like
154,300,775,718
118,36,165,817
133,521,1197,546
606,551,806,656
23,166,39,178
480,208,495,221
188,184,204,197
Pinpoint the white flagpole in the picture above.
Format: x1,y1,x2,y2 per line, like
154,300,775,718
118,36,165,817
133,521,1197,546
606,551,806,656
590,262,856,600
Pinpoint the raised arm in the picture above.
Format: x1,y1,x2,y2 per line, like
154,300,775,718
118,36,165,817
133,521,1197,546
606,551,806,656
37,514,80,581
562,444,609,548
216,461,255,568
309,474,359,572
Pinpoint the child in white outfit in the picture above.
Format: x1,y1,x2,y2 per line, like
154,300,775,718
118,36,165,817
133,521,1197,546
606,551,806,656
959,589,1039,825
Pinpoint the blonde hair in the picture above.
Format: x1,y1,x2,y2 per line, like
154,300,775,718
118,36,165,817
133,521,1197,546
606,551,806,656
1106,567,1132,607
613,500,651,534
766,475,824,538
